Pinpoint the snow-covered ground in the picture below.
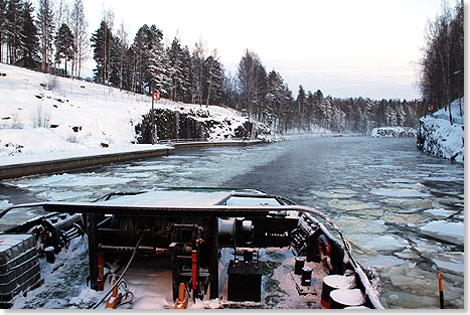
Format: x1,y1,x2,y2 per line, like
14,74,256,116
370,127,416,138
417,98,464,163
0,63,265,158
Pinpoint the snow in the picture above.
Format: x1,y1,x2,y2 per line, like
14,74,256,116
0,199,12,208
424,208,456,219
370,188,430,198
432,258,464,274
417,98,464,163
105,189,235,207
11,236,93,309
362,235,410,252
431,99,464,125
0,63,267,159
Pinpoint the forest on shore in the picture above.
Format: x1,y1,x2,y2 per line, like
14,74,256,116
0,0,462,134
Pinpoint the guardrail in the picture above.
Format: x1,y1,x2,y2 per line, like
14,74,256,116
158,138,258,145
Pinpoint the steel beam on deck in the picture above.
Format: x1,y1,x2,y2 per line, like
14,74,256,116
86,213,99,291
208,216,218,299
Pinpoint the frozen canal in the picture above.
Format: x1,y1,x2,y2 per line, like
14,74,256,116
0,137,464,309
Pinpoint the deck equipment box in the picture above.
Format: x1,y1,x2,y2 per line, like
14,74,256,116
227,259,263,302
0,234,42,308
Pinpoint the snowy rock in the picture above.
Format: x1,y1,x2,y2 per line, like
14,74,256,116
370,127,417,138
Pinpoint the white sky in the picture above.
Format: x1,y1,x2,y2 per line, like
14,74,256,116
78,0,444,100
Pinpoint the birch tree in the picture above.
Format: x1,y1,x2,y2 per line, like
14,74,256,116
70,0,88,78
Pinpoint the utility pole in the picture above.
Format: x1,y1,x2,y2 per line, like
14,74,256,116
151,95,155,145
152,92,160,144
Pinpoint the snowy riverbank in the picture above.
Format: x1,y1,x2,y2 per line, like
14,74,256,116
417,99,464,163
0,64,269,158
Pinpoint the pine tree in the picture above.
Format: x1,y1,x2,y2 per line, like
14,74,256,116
305,91,315,129
253,64,267,121
144,25,170,96
91,19,112,84
168,36,184,101
38,0,55,72
203,52,224,105
180,46,193,103
265,70,285,131
0,0,6,63
110,21,128,90
296,85,307,130
55,23,74,76
20,0,38,68
129,26,144,93
237,50,266,117
5,0,21,64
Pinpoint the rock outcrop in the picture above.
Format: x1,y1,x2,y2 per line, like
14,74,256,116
135,108,271,144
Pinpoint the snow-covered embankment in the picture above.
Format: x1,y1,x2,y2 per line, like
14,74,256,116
416,99,464,163
0,63,270,158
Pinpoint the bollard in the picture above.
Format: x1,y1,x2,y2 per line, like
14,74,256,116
301,266,312,286
294,257,305,275
44,246,55,264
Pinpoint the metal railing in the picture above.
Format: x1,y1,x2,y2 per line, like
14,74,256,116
157,137,259,145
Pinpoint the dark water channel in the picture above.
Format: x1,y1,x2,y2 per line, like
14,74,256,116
0,137,464,308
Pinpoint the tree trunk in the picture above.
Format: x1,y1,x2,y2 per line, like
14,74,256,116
206,80,212,105
78,46,82,78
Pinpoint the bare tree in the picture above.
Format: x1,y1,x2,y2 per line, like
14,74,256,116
116,20,128,90
205,49,217,106
419,0,463,125
70,0,88,78
191,38,207,105
54,0,68,74
101,7,113,84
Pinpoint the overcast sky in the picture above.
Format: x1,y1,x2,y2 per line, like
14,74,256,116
80,0,444,100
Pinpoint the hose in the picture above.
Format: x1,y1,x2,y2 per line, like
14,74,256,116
89,230,145,309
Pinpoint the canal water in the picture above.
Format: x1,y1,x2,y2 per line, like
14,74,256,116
0,137,464,309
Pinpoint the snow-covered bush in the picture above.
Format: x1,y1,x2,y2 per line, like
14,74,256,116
33,104,51,128
47,75,59,91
